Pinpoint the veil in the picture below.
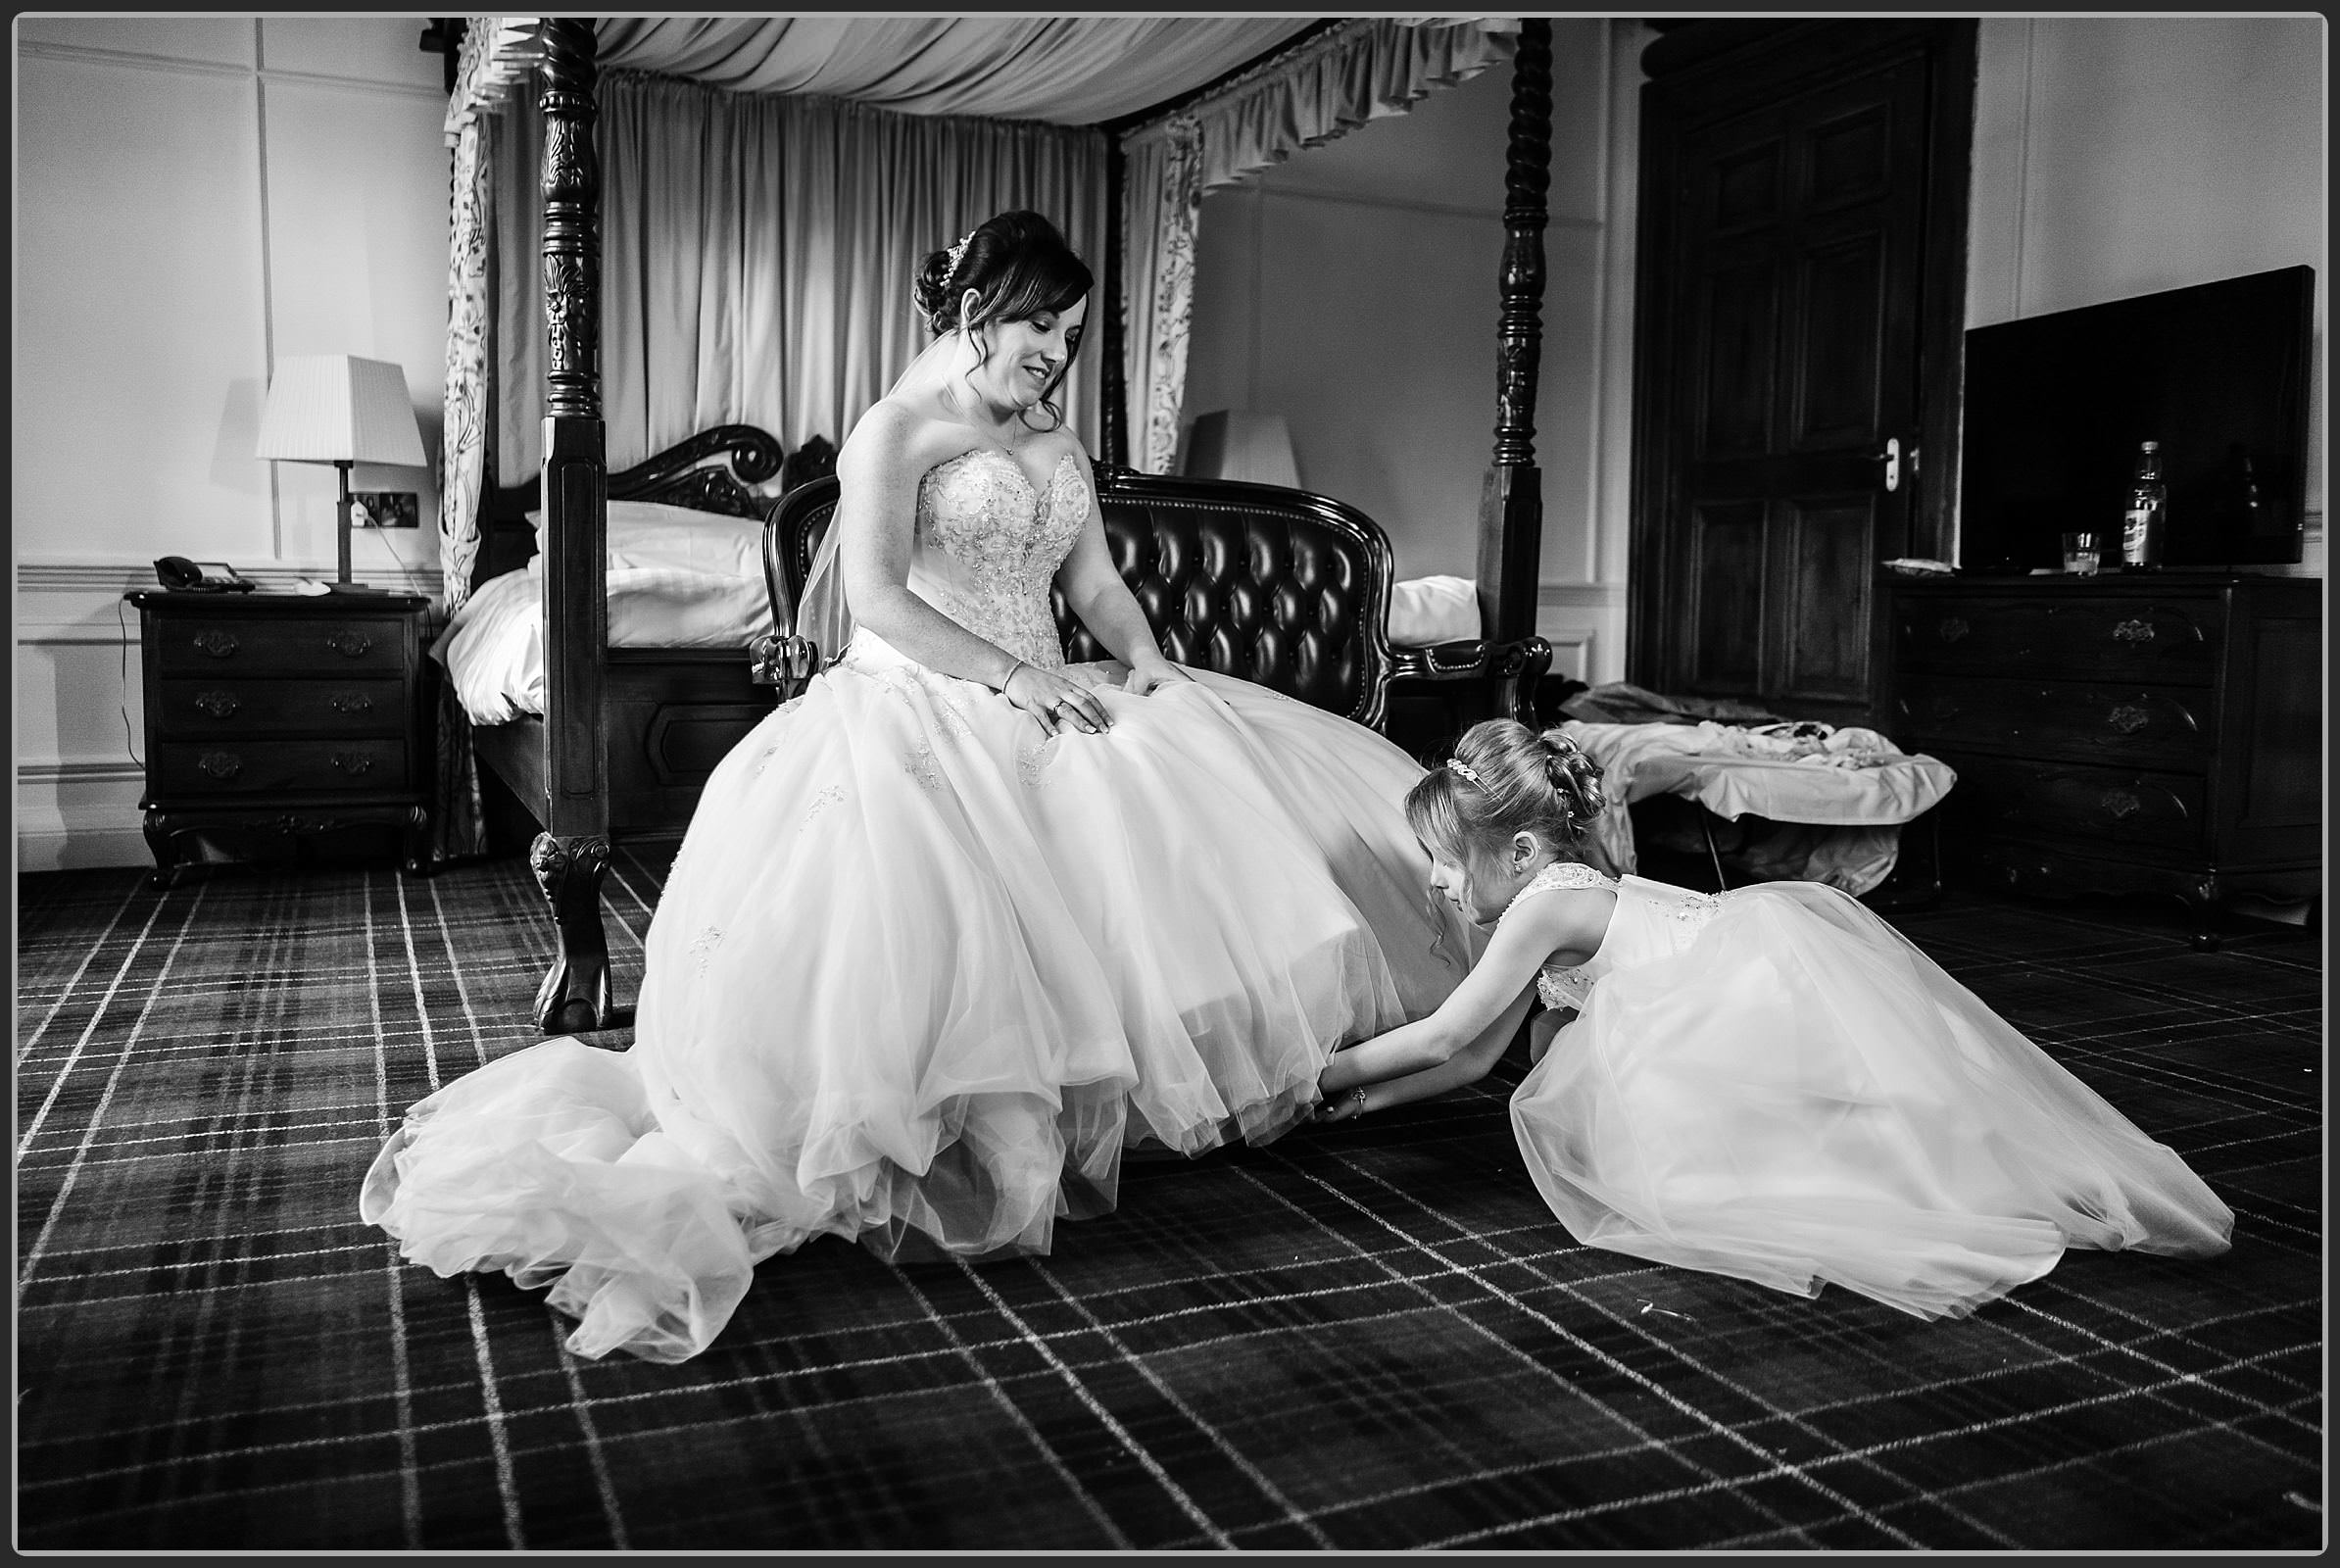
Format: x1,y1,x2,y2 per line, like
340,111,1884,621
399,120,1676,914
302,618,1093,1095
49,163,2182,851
793,332,960,664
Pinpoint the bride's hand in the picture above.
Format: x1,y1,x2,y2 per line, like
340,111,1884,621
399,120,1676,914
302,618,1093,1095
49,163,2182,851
1003,662,1111,736
1124,658,1194,697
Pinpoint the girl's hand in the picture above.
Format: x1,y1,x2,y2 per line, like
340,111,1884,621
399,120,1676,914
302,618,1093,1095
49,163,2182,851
1124,658,1194,697
1315,1084,1368,1123
1003,662,1111,736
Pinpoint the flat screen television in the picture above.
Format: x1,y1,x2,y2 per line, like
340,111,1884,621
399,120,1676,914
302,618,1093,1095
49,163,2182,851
1957,265,2314,572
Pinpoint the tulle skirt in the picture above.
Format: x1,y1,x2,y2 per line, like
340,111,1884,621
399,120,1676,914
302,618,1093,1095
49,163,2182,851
1509,881,2233,1319
362,645,1473,1361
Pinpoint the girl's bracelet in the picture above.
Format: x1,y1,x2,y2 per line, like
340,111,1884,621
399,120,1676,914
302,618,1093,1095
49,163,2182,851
1350,1086,1368,1116
998,659,1026,693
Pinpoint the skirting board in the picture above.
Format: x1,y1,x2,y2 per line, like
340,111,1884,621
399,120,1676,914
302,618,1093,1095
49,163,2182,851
19,762,149,872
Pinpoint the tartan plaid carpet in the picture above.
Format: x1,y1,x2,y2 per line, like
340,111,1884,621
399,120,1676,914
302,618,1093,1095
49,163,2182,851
16,850,2324,1551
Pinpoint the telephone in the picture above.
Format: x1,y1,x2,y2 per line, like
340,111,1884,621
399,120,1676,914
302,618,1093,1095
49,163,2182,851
154,557,255,593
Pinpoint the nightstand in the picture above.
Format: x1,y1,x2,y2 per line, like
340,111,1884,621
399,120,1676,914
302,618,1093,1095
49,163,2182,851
125,589,436,886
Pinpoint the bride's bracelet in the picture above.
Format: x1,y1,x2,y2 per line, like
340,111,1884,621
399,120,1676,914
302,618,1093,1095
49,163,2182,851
998,659,1027,693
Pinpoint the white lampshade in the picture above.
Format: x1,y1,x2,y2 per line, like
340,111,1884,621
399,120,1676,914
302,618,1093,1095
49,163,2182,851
255,354,427,466
1183,409,1299,489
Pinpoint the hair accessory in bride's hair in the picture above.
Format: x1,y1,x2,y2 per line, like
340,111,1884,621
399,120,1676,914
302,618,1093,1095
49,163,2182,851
945,230,975,281
1447,760,1484,788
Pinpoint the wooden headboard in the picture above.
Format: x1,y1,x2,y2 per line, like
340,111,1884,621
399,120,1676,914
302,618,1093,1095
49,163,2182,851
473,422,790,592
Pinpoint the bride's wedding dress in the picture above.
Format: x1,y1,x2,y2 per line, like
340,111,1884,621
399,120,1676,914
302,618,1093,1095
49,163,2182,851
363,445,1474,1362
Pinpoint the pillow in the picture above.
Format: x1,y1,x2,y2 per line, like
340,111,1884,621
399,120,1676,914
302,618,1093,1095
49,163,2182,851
1388,574,1481,648
528,500,763,580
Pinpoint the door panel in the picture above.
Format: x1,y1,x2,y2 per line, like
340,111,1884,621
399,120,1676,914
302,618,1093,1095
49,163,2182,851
1793,233,1885,447
1688,500,1767,692
1779,496,1877,699
1697,262,1780,459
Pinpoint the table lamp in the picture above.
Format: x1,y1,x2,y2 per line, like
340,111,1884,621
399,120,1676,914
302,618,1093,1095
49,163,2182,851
1182,409,1300,489
255,355,428,584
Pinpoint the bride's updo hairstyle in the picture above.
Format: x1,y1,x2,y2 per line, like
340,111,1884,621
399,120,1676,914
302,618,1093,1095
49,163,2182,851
914,210,1093,431
1404,718,1608,877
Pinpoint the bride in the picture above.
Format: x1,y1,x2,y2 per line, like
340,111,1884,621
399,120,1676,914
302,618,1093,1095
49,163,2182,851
362,211,1476,1362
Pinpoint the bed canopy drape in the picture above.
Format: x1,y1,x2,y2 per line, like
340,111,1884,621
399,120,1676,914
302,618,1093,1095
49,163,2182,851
438,15,1523,580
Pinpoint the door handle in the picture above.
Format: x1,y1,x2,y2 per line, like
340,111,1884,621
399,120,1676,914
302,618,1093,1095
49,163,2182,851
1871,437,1903,494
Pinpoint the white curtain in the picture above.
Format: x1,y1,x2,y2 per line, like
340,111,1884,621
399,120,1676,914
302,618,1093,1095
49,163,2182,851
1118,18,1520,474
495,74,1108,482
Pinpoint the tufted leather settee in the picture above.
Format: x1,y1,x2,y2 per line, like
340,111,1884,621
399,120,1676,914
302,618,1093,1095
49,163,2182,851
757,466,1544,737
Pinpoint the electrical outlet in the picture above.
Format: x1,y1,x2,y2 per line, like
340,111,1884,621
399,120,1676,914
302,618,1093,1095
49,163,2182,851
351,492,419,528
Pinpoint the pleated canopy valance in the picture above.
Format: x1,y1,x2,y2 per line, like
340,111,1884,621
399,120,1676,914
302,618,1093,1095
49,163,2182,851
446,16,1326,136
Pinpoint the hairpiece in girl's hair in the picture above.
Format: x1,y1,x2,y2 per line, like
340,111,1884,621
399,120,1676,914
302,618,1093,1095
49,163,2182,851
1447,760,1484,788
945,230,974,280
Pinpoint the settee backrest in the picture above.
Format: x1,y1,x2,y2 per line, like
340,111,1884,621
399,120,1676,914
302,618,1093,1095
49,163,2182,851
764,465,1395,729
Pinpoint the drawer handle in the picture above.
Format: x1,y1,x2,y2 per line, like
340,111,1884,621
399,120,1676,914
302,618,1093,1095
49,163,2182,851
329,693,375,715
1936,615,1969,643
2100,788,2141,820
2112,618,2155,645
324,631,375,659
197,751,242,780
192,630,240,659
330,752,376,776
193,691,241,718
2107,703,2150,734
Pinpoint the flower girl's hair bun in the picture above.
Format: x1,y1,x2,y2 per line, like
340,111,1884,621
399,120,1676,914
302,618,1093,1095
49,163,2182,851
1402,717,1604,863
1537,729,1607,831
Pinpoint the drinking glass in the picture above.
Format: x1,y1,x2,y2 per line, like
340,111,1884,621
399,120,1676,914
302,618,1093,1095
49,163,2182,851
2061,531,2101,575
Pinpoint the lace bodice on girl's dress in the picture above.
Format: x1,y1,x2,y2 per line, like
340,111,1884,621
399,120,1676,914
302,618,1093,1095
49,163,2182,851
907,446,1089,671
1502,861,1723,1011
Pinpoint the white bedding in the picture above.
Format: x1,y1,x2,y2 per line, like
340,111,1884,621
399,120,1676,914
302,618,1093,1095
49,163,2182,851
435,559,776,725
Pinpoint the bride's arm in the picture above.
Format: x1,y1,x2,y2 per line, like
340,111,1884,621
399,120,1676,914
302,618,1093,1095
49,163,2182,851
1052,448,1192,693
836,411,1110,732
835,409,1018,685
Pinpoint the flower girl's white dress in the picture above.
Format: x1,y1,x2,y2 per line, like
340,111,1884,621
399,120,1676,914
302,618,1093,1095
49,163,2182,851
1506,863,2234,1319
362,448,1475,1361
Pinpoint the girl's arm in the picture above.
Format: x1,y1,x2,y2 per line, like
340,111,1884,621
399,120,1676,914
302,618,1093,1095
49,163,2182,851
1319,885,1611,1093
1318,986,1537,1121
1050,448,1192,694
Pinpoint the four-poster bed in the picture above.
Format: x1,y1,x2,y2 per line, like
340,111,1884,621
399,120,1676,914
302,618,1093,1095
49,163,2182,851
441,16,1562,1031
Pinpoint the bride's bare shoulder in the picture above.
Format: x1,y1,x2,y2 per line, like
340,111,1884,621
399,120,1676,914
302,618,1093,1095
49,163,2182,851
840,398,967,480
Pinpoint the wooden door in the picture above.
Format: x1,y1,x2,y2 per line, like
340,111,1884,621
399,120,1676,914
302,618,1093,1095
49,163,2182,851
1630,21,1975,727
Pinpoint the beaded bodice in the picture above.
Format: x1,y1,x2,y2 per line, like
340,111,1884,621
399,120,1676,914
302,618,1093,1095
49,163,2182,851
910,447,1089,671
1504,863,1727,1012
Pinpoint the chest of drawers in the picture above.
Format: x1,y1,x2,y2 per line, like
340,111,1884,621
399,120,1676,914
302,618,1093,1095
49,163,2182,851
126,590,436,885
1887,573,2319,945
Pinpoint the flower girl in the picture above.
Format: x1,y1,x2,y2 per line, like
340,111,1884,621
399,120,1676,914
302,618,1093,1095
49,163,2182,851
1317,719,2233,1320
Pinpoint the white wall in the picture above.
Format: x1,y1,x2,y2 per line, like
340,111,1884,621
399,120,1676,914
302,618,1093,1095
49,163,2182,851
1965,15,2326,574
16,16,451,869
1181,19,1646,684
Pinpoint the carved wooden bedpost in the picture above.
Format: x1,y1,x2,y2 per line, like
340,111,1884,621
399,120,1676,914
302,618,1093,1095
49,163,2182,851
1476,18,1553,647
532,17,614,1034
1100,135,1130,469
